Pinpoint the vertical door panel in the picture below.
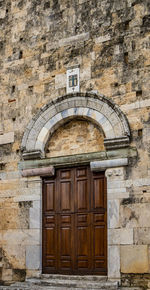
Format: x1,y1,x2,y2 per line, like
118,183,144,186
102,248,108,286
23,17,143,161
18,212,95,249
58,169,74,213
45,182,55,212
91,172,107,274
58,214,74,271
60,182,71,211
75,167,90,212
93,177,104,210
76,180,88,211
75,213,91,272
43,214,57,271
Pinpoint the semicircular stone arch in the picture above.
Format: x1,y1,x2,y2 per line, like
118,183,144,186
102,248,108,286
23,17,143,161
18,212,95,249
21,92,130,159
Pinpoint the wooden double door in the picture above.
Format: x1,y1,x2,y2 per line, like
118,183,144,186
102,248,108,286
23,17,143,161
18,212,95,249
42,165,107,275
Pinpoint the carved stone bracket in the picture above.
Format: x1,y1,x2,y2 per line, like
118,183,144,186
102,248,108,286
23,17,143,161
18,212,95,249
21,166,55,177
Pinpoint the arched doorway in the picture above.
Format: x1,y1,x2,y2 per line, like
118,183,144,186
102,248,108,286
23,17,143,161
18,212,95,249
21,92,131,279
21,92,130,158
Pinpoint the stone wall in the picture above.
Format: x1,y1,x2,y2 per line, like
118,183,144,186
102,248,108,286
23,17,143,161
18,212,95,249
46,119,104,157
0,0,150,288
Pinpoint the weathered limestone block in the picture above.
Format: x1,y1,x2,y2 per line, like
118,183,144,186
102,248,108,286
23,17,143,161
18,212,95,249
121,246,149,273
2,245,25,269
0,205,29,230
55,73,66,89
29,201,41,229
26,245,41,270
58,32,89,47
80,66,91,81
134,228,150,245
109,229,133,245
2,269,12,282
120,203,150,228
108,246,120,279
95,34,111,44
108,200,120,229
2,230,40,246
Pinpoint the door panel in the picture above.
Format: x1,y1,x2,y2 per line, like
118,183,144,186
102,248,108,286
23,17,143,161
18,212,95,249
76,180,88,211
60,182,72,211
58,214,74,271
43,215,57,271
44,182,56,212
42,166,107,275
58,169,74,213
93,177,105,210
75,213,91,273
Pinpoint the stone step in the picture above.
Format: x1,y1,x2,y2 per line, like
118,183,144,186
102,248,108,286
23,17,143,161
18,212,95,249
0,275,119,289
9,279,118,289
26,275,118,289
0,276,119,290
29,274,108,282
0,286,118,290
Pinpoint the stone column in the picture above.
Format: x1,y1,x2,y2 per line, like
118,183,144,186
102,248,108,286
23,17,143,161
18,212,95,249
25,176,42,278
105,167,127,281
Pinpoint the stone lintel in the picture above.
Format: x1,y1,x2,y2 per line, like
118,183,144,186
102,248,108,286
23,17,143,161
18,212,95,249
104,136,130,150
90,158,128,172
22,166,55,177
19,147,137,171
22,150,44,160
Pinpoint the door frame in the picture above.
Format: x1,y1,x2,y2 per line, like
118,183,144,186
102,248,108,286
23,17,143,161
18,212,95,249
20,153,129,282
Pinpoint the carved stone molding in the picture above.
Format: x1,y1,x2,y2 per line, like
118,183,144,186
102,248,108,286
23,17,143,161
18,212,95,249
22,150,44,160
21,92,131,159
104,136,129,150
105,167,126,178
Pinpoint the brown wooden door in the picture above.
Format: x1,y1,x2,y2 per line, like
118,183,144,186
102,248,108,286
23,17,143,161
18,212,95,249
42,165,107,275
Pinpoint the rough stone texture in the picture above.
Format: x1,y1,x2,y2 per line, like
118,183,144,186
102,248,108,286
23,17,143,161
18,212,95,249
0,0,150,288
121,273,150,289
46,119,104,157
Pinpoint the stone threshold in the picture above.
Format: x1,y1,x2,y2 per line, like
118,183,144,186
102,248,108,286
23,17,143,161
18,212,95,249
1,274,119,289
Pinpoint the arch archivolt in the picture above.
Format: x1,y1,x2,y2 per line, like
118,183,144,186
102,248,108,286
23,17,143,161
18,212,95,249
21,93,130,159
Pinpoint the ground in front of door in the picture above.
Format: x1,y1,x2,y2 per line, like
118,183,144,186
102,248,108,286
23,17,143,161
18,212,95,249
0,274,145,290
